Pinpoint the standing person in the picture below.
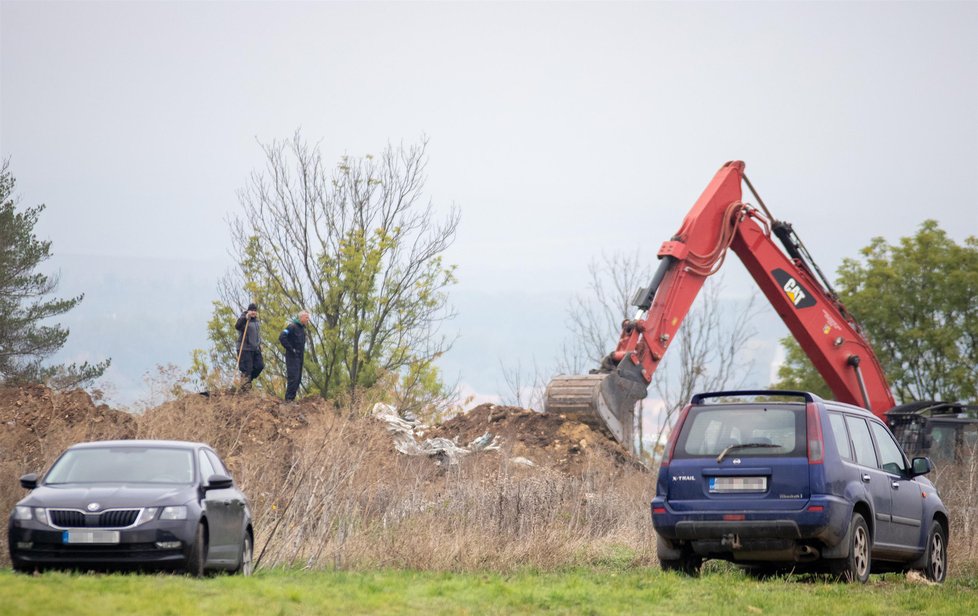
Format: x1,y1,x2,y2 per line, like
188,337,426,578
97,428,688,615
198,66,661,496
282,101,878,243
279,310,309,401
235,302,264,390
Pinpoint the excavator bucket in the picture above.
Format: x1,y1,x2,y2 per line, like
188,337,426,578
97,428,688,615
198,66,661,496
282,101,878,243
544,371,648,446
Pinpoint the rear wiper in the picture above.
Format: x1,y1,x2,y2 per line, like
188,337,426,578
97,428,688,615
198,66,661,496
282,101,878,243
716,442,782,463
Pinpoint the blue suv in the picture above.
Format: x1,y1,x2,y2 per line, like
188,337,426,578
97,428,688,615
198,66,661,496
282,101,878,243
651,391,949,583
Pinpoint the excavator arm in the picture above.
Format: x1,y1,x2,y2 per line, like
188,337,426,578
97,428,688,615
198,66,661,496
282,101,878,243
545,161,895,447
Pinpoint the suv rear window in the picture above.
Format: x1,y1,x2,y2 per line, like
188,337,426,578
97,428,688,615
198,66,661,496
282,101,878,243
674,405,806,459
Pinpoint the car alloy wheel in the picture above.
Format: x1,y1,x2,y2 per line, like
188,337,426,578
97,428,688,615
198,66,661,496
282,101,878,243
847,514,871,583
925,522,947,583
238,533,254,577
833,513,871,583
186,522,207,577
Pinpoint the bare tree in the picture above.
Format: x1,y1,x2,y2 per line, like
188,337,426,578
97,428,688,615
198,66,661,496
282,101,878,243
532,250,758,456
557,251,654,374
498,358,550,410
649,280,758,451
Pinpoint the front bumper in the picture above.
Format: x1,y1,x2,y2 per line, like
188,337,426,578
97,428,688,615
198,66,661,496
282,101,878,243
9,519,197,569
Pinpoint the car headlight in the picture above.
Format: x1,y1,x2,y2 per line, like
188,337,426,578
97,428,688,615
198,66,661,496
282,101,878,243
13,507,48,525
160,506,188,520
140,507,159,524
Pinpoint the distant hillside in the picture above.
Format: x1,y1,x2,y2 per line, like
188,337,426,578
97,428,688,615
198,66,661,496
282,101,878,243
40,254,788,410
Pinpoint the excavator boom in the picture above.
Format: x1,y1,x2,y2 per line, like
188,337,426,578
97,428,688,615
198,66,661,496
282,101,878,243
545,161,896,449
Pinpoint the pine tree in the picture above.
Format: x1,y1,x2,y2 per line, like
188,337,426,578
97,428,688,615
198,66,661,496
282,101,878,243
0,161,109,388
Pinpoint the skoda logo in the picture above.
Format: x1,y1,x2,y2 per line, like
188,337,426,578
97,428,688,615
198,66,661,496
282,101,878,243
732,459,742,465
86,502,100,512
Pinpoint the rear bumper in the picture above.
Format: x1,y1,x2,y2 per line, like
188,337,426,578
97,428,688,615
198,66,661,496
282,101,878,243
652,494,851,559
674,520,802,539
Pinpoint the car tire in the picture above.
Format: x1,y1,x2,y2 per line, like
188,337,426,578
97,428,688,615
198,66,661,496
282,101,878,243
232,532,254,577
11,560,34,574
922,520,947,583
832,513,871,583
186,521,208,577
741,565,781,580
659,550,702,576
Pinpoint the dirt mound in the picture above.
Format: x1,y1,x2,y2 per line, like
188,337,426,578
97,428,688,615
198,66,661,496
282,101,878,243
429,403,632,473
0,387,635,481
0,385,653,571
136,390,313,477
0,384,136,472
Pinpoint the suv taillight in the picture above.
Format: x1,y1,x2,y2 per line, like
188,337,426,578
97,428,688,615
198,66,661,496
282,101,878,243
806,403,824,464
660,405,691,468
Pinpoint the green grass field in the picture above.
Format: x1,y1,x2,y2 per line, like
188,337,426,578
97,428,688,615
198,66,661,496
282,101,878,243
2,566,976,616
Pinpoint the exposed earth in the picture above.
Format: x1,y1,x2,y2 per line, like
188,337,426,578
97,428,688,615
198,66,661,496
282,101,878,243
0,384,637,566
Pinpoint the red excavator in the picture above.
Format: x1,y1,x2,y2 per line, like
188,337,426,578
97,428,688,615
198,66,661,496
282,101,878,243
544,161,977,460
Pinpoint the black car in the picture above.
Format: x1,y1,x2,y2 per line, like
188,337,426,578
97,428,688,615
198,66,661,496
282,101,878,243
8,439,253,576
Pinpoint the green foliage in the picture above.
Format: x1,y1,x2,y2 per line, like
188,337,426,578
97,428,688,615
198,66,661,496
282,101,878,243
2,568,977,615
197,135,458,413
0,161,108,388
772,336,833,399
773,220,978,403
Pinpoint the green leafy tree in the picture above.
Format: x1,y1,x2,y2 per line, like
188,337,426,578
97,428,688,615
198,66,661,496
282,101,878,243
773,220,978,403
195,134,458,414
0,161,109,388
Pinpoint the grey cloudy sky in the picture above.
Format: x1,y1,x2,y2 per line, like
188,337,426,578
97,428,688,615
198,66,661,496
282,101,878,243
2,1,977,406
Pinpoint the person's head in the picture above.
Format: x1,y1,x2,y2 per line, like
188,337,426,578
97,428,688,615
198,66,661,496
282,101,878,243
298,310,310,325
246,302,258,318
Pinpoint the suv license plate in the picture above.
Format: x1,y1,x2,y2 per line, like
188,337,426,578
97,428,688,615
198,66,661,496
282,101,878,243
709,476,767,492
63,530,121,544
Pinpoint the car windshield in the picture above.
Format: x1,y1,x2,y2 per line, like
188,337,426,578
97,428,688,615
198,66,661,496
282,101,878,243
44,447,195,485
676,406,805,458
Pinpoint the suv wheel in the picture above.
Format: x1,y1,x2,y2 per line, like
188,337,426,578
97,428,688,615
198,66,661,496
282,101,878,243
659,548,702,576
923,521,947,583
832,513,871,583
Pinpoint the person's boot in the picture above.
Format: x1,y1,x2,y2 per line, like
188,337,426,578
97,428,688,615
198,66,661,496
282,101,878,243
239,376,252,392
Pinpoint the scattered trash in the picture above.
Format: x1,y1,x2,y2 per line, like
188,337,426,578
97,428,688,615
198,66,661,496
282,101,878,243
372,403,501,465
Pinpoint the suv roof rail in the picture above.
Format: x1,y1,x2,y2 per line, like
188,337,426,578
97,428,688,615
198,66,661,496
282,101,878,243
690,390,824,405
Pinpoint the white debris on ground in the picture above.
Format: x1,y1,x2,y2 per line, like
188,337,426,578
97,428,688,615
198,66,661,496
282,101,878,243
372,403,501,464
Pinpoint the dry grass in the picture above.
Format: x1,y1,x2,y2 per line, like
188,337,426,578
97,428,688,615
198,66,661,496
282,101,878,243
930,443,978,575
136,391,657,572
3,386,976,577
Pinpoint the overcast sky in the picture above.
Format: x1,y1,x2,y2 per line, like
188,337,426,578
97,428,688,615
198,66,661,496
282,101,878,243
2,1,976,408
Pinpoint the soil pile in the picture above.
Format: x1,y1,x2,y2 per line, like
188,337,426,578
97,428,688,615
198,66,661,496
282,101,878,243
136,390,316,480
0,384,136,474
0,385,649,570
0,388,632,481
429,403,631,473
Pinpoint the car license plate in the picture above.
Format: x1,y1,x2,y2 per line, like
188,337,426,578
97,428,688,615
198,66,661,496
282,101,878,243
63,530,120,544
709,476,767,492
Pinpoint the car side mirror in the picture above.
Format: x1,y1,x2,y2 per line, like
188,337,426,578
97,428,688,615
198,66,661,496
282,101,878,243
911,457,933,477
20,473,38,489
205,474,233,490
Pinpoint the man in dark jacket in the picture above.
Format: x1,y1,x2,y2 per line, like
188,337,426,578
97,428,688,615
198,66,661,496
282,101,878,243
279,310,309,401
235,302,264,390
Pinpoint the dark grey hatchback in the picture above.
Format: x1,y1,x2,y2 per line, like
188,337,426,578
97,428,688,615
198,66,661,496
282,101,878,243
8,440,253,576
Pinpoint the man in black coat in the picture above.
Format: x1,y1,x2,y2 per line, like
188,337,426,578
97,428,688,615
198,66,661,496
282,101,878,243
279,310,310,401
235,302,264,390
